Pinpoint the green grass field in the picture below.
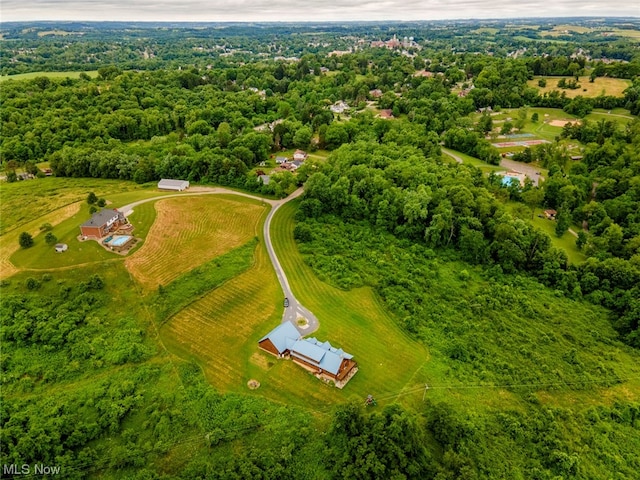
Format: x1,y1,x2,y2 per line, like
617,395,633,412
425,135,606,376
0,70,99,82
0,178,160,236
269,201,429,407
10,204,118,270
160,198,429,410
585,108,635,126
527,76,632,98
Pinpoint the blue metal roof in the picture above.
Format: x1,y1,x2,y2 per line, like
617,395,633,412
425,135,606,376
290,338,353,375
259,321,300,354
291,339,326,363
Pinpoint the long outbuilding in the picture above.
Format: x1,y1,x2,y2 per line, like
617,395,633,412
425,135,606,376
158,179,190,191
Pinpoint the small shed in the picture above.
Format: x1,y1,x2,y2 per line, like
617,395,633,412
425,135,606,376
275,156,288,164
158,179,190,191
55,244,68,253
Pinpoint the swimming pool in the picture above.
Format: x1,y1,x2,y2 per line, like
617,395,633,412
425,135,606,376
110,235,132,247
501,176,520,186
103,235,113,244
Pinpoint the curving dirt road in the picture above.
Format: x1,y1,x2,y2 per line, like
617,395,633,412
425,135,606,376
119,186,319,335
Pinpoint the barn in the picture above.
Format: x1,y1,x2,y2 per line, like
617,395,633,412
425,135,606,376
158,179,190,191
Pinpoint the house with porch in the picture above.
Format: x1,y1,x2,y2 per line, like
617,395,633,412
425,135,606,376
258,321,358,388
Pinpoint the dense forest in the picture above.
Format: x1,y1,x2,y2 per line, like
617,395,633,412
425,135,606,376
1,19,640,479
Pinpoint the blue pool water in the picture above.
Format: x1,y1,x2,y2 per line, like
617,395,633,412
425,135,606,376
502,176,520,186
110,235,131,247
103,235,113,243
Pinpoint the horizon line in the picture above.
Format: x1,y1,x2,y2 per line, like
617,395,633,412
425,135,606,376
2,15,639,24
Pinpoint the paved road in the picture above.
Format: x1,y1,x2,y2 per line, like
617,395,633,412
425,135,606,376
118,187,278,215
119,186,320,336
262,188,320,335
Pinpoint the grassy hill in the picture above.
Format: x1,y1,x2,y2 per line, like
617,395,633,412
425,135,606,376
2,178,639,478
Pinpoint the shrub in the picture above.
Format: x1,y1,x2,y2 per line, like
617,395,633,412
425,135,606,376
19,232,34,248
87,274,105,290
87,192,98,204
39,223,53,231
45,232,58,245
25,277,40,290
97,198,107,207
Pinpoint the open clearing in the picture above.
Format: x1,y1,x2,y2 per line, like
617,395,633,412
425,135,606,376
163,197,428,408
527,76,631,98
0,71,99,82
126,195,267,290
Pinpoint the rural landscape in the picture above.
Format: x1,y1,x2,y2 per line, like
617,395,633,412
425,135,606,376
1,14,640,479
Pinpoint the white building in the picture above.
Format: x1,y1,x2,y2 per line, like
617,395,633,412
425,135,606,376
158,179,190,191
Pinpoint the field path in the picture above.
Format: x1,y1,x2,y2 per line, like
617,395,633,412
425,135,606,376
442,148,463,164
120,186,319,335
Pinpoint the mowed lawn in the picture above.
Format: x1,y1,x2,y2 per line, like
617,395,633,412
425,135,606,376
268,200,429,406
160,234,283,394
507,203,587,265
7,187,184,272
161,199,428,409
0,177,156,236
10,202,117,270
2,202,83,278
126,195,268,290
527,76,631,98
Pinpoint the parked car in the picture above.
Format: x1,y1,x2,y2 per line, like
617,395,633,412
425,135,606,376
284,297,289,307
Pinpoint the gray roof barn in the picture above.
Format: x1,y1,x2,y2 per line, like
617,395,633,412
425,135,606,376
158,179,190,191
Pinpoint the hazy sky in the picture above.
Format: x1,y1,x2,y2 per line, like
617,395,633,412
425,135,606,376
2,0,639,22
